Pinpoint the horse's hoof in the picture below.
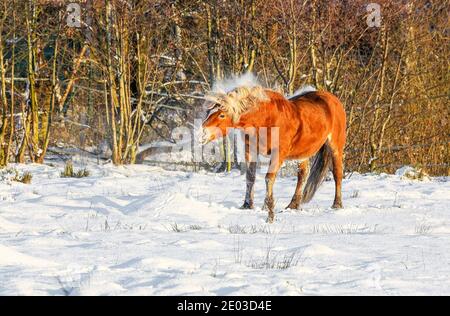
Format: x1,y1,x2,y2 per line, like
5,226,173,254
266,215,274,224
285,202,299,210
331,203,343,209
240,202,253,210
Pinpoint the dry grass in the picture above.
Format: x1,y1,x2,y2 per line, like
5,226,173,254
415,223,433,235
61,161,90,178
350,190,360,198
246,251,301,270
312,224,379,235
15,171,33,184
233,238,302,270
164,223,203,233
1,168,33,184
228,224,272,234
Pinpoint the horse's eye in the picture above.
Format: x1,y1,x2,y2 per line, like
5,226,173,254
219,113,226,119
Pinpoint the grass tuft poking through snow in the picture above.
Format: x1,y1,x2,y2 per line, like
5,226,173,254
312,224,379,235
15,171,33,184
164,222,203,232
415,223,434,235
233,238,302,270
61,161,90,178
0,168,33,184
246,251,301,270
228,224,272,234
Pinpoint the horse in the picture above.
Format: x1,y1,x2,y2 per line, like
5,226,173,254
201,85,346,223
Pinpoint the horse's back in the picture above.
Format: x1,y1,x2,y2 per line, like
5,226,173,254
294,90,343,114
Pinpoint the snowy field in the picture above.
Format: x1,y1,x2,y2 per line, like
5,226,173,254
0,162,449,295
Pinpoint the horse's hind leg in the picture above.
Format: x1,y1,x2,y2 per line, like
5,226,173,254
331,149,344,209
286,160,310,210
240,161,256,209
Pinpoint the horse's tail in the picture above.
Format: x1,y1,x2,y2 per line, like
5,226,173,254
302,141,333,203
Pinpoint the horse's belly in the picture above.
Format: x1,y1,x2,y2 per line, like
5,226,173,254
287,135,328,159
285,151,310,161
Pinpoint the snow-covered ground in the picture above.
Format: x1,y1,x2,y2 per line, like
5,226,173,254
0,162,449,295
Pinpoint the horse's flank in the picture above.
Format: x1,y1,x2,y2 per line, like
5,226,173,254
233,88,345,162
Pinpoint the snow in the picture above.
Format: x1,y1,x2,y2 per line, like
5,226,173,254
395,165,431,181
289,85,317,99
212,73,262,94
0,162,449,295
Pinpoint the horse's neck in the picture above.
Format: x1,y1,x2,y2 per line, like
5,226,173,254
237,99,292,128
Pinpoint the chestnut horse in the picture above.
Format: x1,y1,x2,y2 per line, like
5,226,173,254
201,85,346,223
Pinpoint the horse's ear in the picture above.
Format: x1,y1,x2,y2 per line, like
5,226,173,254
204,92,226,107
204,92,227,110
204,94,220,104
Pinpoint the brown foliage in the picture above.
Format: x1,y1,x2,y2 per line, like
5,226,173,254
0,0,448,174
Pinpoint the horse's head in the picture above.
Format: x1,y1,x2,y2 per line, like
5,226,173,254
201,103,233,145
200,86,270,144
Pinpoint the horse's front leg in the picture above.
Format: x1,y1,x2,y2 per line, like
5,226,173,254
263,157,282,223
241,161,257,209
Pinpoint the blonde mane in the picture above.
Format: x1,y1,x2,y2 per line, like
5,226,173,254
205,86,270,122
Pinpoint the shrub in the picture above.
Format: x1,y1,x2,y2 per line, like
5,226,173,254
61,161,90,178
395,166,430,181
0,168,32,184
17,172,33,184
